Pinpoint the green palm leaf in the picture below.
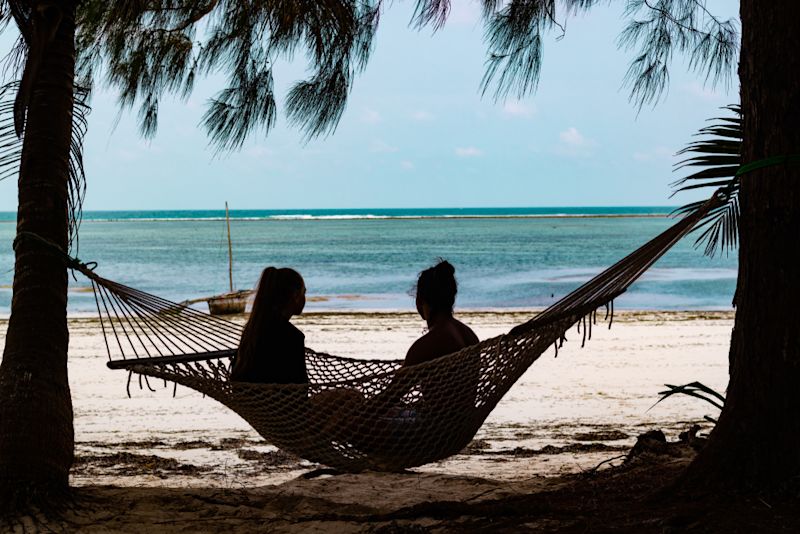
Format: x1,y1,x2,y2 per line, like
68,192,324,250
672,104,741,257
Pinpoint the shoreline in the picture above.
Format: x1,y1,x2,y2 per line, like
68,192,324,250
0,308,737,321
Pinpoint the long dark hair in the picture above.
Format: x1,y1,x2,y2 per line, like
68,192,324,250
232,267,304,378
416,259,457,316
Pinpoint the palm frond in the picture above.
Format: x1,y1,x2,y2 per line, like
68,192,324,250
0,81,21,182
0,80,90,253
0,33,27,85
67,85,91,253
653,381,726,412
2,0,33,44
672,104,741,257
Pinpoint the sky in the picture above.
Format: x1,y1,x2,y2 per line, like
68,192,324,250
0,1,740,211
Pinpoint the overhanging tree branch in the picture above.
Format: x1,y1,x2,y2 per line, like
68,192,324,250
169,0,219,32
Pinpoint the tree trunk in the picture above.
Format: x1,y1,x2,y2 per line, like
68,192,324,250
685,0,800,490
0,6,77,504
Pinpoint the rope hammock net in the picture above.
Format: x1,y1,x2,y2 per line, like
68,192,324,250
61,193,721,472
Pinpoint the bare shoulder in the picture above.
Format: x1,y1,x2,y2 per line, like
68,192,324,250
405,332,435,366
454,318,480,345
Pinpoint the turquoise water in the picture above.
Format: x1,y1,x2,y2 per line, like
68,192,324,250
0,209,737,315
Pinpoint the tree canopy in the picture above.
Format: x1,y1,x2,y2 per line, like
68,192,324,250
76,1,381,149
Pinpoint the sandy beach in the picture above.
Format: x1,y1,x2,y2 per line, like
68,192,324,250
1,310,736,531
46,310,732,485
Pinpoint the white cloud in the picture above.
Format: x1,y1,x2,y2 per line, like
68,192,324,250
370,140,399,153
401,160,415,170
411,110,434,121
361,108,382,124
455,146,483,157
556,127,597,157
633,146,673,161
502,101,536,118
559,127,587,146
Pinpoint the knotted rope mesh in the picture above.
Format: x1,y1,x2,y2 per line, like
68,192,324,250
64,193,721,472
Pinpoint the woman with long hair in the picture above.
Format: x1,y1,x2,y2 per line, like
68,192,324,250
230,267,307,384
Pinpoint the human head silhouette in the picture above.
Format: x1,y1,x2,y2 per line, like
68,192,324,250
415,259,457,320
250,267,306,319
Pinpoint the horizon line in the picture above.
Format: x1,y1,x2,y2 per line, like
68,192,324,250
0,204,681,213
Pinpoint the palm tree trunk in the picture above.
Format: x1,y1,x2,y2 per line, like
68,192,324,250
0,5,77,502
685,0,800,489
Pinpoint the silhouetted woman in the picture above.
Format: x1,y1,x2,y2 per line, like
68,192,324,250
230,267,308,384
369,260,480,419
405,260,479,367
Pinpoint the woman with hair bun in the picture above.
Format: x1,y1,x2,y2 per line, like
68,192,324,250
325,260,480,447
230,267,308,384
405,259,479,366
361,259,480,426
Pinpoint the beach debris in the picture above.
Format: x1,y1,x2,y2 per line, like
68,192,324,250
627,429,669,458
72,452,209,477
173,440,215,450
461,439,491,454
213,437,262,450
236,448,300,467
469,443,626,458
678,424,708,451
572,430,628,442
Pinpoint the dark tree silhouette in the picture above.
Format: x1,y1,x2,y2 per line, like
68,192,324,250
0,0,82,507
427,0,798,491
687,0,800,490
0,0,381,509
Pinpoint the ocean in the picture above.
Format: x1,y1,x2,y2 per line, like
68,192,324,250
0,207,737,315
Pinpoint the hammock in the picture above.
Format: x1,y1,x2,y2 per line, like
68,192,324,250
56,193,721,472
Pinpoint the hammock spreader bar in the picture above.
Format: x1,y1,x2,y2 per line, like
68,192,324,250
105,349,237,370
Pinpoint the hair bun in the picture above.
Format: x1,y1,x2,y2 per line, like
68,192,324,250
416,259,458,313
434,259,455,276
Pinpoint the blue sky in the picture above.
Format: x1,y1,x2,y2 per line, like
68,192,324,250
0,1,739,211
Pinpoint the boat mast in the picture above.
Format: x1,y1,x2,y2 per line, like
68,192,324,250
225,201,234,293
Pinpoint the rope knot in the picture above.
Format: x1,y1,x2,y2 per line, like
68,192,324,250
11,230,96,275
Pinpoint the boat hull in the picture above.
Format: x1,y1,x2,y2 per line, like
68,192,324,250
207,291,249,315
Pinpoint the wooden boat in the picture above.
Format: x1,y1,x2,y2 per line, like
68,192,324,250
207,289,250,315
204,202,249,315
